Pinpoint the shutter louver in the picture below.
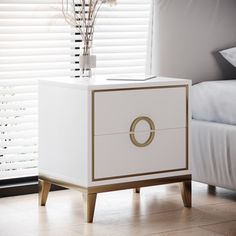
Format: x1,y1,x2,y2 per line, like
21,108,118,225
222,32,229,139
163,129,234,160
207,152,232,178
0,0,73,179
0,0,151,179
93,0,151,76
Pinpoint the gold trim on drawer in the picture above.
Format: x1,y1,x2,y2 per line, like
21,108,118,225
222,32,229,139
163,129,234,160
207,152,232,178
129,116,155,147
92,85,189,181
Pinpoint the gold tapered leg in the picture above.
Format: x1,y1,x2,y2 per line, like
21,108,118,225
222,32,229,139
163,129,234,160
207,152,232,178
179,181,191,208
133,188,140,194
39,179,51,206
83,193,97,223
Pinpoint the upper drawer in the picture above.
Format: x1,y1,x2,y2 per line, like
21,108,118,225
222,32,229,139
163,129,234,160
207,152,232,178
93,86,187,135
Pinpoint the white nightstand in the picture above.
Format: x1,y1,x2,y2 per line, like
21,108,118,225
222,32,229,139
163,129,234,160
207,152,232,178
38,77,191,223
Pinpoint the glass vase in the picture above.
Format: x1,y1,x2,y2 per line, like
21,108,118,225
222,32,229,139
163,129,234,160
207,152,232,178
79,45,96,78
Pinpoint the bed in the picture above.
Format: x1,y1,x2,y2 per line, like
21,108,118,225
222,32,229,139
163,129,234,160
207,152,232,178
151,0,236,190
192,80,236,190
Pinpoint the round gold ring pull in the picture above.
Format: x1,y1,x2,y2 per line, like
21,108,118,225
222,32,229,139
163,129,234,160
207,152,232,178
129,116,155,147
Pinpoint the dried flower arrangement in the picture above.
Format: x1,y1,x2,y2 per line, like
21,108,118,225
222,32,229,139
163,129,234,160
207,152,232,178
62,0,116,77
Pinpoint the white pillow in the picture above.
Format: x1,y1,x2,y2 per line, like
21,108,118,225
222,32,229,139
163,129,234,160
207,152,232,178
220,47,236,67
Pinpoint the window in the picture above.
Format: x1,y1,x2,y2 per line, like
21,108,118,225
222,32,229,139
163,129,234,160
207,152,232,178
0,0,73,179
93,0,152,76
0,0,152,180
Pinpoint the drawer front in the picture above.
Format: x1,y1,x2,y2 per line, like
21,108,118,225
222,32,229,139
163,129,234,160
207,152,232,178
93,128,187,181
93,86,187,136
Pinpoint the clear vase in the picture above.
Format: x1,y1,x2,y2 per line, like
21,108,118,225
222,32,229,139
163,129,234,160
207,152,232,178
79,45,96,78
79,54,96,78
80,67,92,78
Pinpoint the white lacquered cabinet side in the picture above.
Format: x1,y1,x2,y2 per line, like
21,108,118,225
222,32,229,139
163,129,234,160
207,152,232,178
38,81,90,187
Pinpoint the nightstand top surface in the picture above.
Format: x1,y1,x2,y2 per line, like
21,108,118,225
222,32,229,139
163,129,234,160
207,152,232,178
39,76,191,90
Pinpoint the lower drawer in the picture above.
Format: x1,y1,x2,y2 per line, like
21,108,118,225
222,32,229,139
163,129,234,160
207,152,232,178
93,128,187,181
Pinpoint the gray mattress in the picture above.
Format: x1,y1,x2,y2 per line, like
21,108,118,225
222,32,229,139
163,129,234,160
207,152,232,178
192,119,236,190
192,80,236,125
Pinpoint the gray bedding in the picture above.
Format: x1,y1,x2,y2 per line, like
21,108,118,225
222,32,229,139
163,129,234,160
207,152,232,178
192,119,236,190
192,80,236,125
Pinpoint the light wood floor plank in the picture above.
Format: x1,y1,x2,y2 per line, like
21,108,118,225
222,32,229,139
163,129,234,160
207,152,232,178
153,227,224,236
0,182,235,236
201,221,236,236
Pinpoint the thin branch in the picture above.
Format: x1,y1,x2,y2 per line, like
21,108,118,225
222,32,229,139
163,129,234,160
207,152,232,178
62,0,117,55
88,0,102,42
62,0,85,40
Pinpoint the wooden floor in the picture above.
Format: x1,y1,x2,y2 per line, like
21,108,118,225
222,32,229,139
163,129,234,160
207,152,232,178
0,182,236,236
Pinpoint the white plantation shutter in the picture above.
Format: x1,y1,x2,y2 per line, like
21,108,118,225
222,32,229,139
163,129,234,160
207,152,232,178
0,0,151,180
0,0,74,179
93,0,152,76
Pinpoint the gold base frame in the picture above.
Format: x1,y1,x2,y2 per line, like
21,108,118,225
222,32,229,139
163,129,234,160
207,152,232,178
39,174,192,223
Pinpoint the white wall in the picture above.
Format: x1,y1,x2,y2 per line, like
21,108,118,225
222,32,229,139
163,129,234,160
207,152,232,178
152,0,236,84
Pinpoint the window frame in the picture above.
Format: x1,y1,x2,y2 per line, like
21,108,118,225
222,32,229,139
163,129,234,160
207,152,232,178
0,176,65,197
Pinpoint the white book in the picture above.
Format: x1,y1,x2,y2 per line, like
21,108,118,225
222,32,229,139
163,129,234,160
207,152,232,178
107,74,156,81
